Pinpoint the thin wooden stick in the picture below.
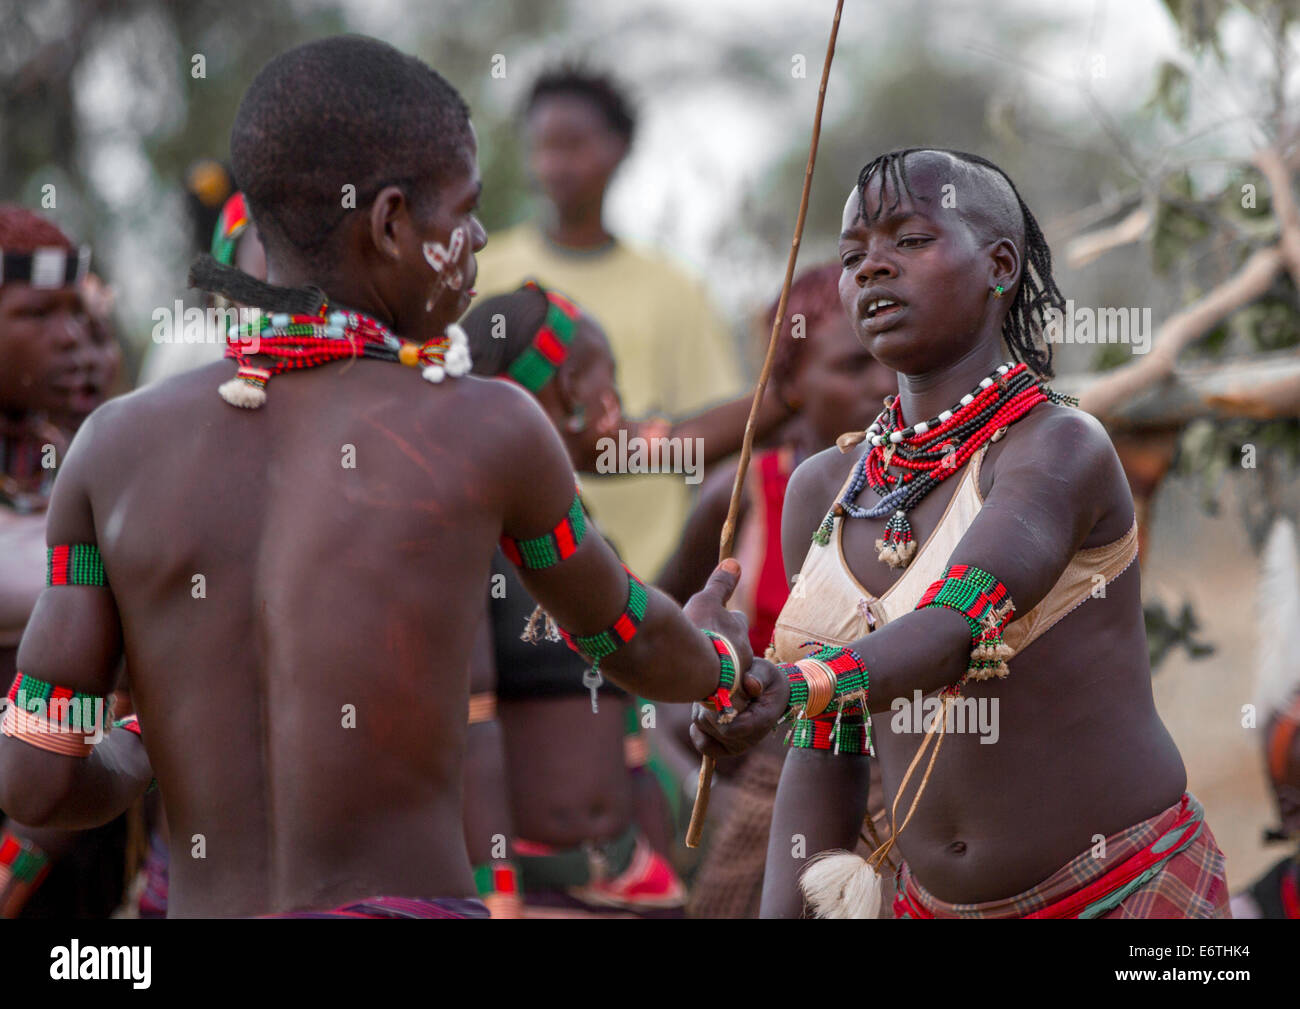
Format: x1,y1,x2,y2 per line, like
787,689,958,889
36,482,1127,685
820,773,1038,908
686,0,844,849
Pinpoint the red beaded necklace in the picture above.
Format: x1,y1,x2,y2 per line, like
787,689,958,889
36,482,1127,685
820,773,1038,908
816,362,1061,567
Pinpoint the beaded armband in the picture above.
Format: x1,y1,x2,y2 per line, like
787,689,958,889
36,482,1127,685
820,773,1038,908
500,492,587,570
473,860,522,918
0,830,51,892
700,630,739,723
917,564,1015,682
557,566,648,666
47,544,106,587
3,673,110,757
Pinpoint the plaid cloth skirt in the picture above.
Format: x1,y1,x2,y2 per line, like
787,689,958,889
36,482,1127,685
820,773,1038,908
894,792,1230,919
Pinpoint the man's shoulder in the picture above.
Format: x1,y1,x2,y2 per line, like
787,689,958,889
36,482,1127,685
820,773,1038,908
81,363,226,442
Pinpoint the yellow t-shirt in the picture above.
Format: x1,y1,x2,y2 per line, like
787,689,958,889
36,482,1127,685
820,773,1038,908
474,223,744,577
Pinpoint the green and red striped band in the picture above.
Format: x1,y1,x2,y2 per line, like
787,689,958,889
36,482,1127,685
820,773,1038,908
790,713,871,755
701,630,739,720
472,860,519,898
558,566,648,663
917,564,1012,637
47,544,106,587
500,492,587,569
0,831,51,885
7,671,102,713
506,282,581,392
780,643,869,720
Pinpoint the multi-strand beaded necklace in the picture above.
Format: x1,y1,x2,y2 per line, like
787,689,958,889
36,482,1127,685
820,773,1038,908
815,362,1068,567
218,306,472,409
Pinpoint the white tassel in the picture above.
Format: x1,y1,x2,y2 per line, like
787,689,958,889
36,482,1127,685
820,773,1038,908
217,377,267,409
799,850,884,918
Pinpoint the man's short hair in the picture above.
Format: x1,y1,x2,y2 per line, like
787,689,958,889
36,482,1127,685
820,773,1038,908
231,35,472,267
525,64,636,143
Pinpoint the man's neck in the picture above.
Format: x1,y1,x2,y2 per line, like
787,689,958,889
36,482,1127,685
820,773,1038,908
543,204,613,252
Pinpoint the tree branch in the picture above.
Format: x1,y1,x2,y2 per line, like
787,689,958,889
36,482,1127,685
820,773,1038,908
1078,244,1284,419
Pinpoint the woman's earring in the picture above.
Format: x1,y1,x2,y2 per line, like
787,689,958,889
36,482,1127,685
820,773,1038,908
992,284,1005,299
565,404,587,433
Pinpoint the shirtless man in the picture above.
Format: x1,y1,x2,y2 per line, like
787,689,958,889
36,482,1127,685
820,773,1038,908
0,35,767,918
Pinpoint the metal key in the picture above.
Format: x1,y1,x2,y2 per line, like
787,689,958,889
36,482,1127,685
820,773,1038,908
582,668,602,713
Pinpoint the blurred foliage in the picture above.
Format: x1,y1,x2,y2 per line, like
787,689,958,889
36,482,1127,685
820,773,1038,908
1144,599,1216,671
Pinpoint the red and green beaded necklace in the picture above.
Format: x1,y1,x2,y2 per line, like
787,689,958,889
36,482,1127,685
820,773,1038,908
815,362,1070,567
218,306,472,409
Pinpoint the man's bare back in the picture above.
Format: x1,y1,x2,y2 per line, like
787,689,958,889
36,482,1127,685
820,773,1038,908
51,362,541,913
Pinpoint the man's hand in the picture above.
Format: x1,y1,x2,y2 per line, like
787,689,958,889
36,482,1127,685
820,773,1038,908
690,658,790,758
682,559,753,672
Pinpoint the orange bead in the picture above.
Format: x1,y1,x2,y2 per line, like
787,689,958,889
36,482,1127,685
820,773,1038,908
398,342,420,367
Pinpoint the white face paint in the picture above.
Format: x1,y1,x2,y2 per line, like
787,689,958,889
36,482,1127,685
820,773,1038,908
422,226,467,293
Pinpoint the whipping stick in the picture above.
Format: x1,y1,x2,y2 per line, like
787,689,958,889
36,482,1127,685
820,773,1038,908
687,0,844,848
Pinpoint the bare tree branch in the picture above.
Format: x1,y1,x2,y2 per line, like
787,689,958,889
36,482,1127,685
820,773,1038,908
1079,244,1284,419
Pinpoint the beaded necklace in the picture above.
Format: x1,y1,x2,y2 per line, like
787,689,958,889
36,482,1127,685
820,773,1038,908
0,418,64,514
815,362,1065,567
218,305,472,409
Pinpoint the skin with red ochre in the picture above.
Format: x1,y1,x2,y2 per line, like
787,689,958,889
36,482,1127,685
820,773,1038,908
0,130,765,917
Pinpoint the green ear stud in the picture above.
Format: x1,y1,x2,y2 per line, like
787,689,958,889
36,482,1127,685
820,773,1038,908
993,284,1005,298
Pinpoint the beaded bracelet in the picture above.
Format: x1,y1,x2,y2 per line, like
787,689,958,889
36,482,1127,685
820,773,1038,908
700,630,740,723
556,566,648,665
782,643,869,718
0,830,50,892
917,564,1016,682
3,673,109,757
473,860,523,918
777,644,872,756
47,544,107,587
500,491,587,570
112,715,159,793
790,711,872,756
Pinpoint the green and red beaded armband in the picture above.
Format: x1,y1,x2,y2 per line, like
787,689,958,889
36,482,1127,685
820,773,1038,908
47,544,106,586
0,830,51,890
500,492,587,570
557,566,648,664
700,630,739,722
3,672,108,757
917,564,1015,682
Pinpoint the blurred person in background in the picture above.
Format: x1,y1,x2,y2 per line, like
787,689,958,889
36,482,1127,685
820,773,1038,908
459,281,790,916
474,65,744,580
0,205,135,918
138,170,266,386
1232,518,1300,919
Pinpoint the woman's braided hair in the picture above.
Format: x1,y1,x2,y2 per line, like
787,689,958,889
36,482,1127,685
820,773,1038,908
854,148,1065,378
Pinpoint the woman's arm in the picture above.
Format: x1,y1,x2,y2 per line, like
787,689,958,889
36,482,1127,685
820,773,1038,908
761,747,871,918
